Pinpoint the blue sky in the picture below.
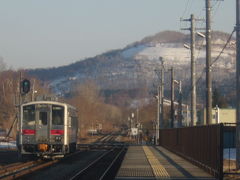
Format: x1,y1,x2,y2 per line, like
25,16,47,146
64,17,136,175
0,0,235,69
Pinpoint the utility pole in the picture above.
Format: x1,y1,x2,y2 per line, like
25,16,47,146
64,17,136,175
190,14,196,126
155,57,164,144
236,0,240,169
160,58,164,129
178,81,183,127
181,14,204,126
18,72,22,136
186,105,189,126
170,67,174,128
156,85,160,145
19,72,22,107
181,14,196,126
206,0,212,125
173,80,183,128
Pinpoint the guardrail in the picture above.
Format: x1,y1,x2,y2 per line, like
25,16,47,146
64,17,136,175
159,124,223,179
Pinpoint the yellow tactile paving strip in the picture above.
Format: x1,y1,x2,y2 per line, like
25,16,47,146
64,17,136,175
143,146,170,178
116,146,216,180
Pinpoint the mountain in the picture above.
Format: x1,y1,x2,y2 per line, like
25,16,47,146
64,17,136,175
27,30,236,98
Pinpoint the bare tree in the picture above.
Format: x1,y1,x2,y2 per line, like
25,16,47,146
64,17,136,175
0,57,7,72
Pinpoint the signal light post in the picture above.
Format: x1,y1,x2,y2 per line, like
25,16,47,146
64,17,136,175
19,78,31,105
21,79,31,95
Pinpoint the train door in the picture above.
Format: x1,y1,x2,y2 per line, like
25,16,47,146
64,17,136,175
36,104,50,143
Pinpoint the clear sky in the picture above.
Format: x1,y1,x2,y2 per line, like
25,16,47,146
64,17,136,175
0,0,235,69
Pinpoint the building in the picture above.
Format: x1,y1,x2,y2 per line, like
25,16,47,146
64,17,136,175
197,107,236,125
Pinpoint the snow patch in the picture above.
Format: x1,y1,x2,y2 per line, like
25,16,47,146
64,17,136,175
224,148,236,160
122,44,147,58
0,141,16,149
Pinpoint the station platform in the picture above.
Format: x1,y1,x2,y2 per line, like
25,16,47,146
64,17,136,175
116,145,216,180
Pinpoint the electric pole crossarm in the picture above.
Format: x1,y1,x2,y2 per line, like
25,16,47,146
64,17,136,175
180,18,191,22
181,28,191,31
181,18,204,22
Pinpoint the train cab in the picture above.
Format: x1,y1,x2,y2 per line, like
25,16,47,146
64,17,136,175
17,101,78,159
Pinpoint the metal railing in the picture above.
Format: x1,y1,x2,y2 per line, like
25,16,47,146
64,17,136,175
159,124,223,179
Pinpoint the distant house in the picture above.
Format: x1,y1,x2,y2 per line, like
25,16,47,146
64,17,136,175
197,107,236,125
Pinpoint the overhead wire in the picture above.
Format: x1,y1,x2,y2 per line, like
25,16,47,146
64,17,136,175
182,1,205,103
184,0,225,101
181,0,191,18
177,0,230,105
185,28,235,100
211,29,235,66
212,1,221,19
180,0,194,33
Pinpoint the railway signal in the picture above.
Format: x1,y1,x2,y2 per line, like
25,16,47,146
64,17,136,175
21,79,31,94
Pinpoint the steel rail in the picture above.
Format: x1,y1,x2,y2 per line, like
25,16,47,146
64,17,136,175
7,150,88,180
0,161,40,177
0,150,83,180
69,148,115,180
0,162,22,174
5,160,61,180
99,146,126,180
0,160,48,180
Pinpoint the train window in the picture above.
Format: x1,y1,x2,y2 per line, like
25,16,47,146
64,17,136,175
52,106,64,125
38,104,48,108
71,117,77,127
39,112,48,125
23,105,35,126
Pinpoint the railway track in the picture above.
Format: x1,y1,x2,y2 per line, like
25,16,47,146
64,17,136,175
69,146,127,180
0,159,58,180
78,134,124,150
0,149,85,180
0,134,127,179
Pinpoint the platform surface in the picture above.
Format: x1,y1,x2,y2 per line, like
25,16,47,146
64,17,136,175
115,145,216,180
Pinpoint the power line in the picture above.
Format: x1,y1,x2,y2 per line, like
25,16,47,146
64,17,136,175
212,1,221,19
181,0,191,18
211,29,235,66
185,29,235,101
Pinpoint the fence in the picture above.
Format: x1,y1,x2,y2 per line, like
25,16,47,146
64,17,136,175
159,124,223,179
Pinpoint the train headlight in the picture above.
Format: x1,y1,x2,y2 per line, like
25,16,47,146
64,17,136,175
55,136,62,142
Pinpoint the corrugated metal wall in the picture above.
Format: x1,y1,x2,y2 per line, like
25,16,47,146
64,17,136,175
159,124,223,179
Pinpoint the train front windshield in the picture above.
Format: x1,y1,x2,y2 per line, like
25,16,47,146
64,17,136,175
52,106,64,125
23,105,36,127
22,104,64,127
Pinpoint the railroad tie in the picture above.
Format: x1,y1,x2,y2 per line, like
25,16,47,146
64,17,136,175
143,146,170,178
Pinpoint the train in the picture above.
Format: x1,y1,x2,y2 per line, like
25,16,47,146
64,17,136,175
16,100,78,160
